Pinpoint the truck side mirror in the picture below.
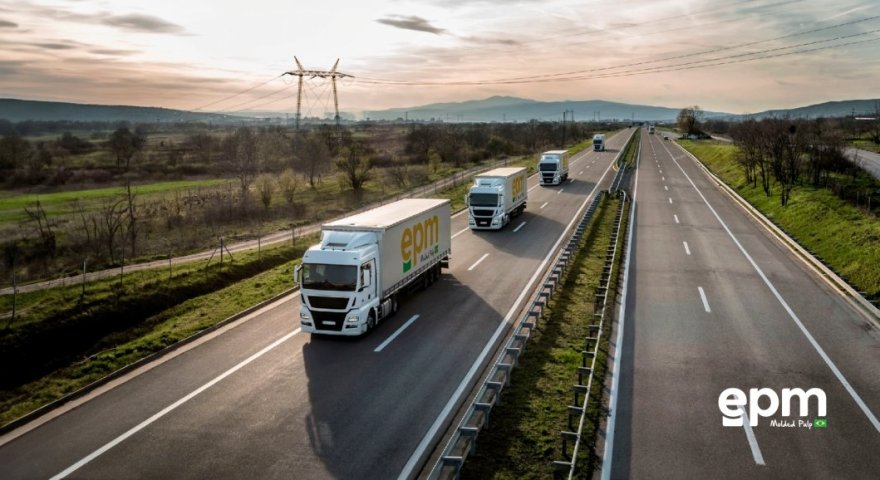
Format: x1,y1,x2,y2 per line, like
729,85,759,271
294,265,302,284
464,195,469,206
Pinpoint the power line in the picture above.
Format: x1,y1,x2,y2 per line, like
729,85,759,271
189,74,282,112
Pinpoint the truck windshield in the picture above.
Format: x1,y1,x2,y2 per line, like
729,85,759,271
302,263,357,291
593,139,602,145
539,162,558,172
469,193,499,206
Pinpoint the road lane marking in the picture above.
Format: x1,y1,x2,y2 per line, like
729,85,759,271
683,241,691,256
558,188,565,194
408,131,632,480
540,201,549,209
602,134,640,480
50,328,302,480
659,169,663,174
668,197,673,204
674,214,680,224
579,170,584,175
662,140,880,433
513,221,527,233
664,185,669,191
528,184,539,192
467,253,490,271
662,176,665,181
452,227,469,239
740,407,766,465
698,286,710,312
374,315,419,352
569,178,574,183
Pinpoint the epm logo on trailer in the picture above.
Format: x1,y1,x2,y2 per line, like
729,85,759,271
512,174,525,202
401,215,440,273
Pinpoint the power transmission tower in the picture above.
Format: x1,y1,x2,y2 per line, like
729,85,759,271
283,57,352,130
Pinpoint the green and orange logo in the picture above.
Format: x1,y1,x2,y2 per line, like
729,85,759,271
401,215,440,272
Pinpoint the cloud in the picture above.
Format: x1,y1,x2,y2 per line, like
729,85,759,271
89,48,139,56
101,13,185,34
376,15,446,34
0,18,17,28
32,42,76,50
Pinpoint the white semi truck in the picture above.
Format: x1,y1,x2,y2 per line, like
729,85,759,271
538,149,570,186
295,198,451,336
648,125,656,134
593,134,606,152
467,167,528,230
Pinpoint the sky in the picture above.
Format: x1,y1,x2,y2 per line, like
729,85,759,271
1,0,879,117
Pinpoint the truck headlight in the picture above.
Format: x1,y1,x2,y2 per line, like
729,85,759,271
300,311,310,319
346,313,359,324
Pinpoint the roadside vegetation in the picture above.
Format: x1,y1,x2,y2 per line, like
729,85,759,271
1,121,618,286
462,194,627,479
678,139,880,304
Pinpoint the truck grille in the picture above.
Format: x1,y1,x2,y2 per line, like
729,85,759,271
542,173,555,181
473,209,494,217
306,296,349,309
313,311,346,331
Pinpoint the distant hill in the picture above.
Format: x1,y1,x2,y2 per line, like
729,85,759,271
365,96,732,122
0,98,237,123
746,99,880,119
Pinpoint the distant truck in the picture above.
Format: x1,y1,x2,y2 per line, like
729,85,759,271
538,149,570,186
593,134,606,152
467,167,528,230
295,198,451,336
648,125,656,134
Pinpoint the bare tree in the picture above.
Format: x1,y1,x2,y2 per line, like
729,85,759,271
336,140,373,192
99,198,127,263
293,132,331,189
256,174,275,210
107,127,145,170
225,127,259,196
23,199,56,257
124,183,138,257
677,106,704,136
276,169,298,205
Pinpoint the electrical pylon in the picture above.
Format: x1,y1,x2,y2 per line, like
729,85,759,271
283,57,352,130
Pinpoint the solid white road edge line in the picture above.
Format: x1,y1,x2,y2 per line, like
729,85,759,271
513,222,527,233
401,133,628,480
698,286,711,312
601,131,640,480
50,328,302,480
659,139,880,433
740,407,766,465
374,315,420,353
467,253,490,271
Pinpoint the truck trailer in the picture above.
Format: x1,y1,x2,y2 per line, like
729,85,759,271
538,149,570,186
593,134,606,152
295,198,451,336
467,167,528,230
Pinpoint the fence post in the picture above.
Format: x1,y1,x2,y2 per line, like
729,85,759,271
81,259,86,301
220,237,224,265
9,257,15,327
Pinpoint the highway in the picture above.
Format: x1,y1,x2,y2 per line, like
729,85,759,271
0,129,635,479
846,147,880,181
603,130,880,478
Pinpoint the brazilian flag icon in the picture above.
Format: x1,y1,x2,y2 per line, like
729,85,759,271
813,418,828,429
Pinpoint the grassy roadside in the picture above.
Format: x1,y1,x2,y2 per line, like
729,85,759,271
0,236,314,426
461,195,625,479
678,140,880,303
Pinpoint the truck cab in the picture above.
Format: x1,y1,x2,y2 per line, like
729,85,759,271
468,181,508,230
593,134,606,152
297,231,382,335
538,150,569,186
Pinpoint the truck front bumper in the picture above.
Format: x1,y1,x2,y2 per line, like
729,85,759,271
299,306,367,336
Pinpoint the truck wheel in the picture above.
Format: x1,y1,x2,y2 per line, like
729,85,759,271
392,295,399,315
367,311,377,332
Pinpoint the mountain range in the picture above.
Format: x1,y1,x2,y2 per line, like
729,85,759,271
1,96,878,124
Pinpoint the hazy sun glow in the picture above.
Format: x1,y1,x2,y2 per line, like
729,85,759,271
1,0,879,116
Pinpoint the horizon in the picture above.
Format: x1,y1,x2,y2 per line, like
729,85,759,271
2,0,879,116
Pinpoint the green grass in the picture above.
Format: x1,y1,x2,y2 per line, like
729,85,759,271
678,140,880,302
0,178,233,223
462,196,626,479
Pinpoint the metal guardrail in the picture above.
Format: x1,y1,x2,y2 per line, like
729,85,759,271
553,191,628,479
427,191,606,480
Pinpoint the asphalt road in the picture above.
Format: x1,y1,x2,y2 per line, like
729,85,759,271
846,147,880,181
0,129,635,479
603,130,880,478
